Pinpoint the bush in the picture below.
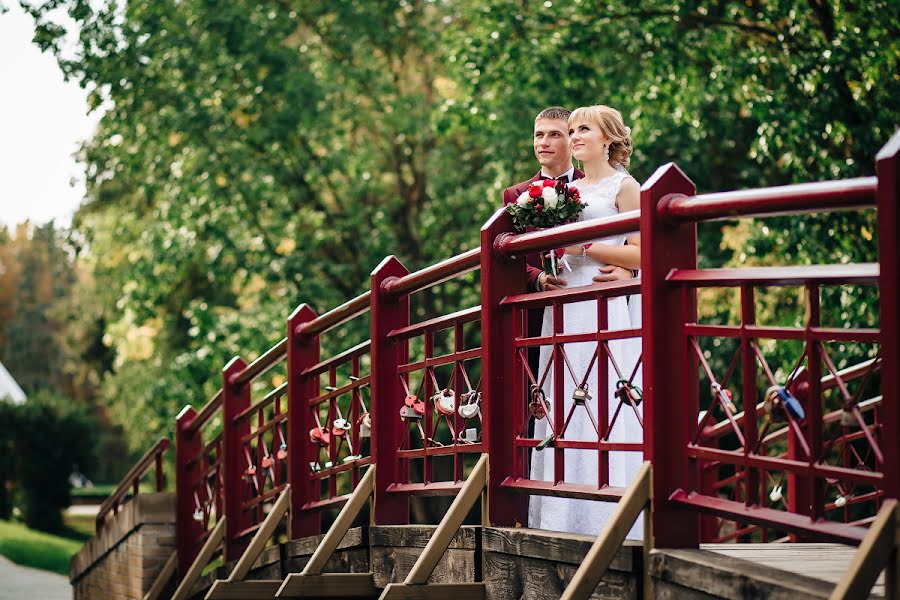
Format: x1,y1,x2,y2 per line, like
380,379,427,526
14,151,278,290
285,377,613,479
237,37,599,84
12,392,96,533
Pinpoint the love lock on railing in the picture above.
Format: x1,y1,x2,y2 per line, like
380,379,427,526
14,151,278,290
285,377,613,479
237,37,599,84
764,385,806,422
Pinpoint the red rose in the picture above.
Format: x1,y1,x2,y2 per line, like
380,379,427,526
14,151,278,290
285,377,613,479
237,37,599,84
542,179,556,188
528,185,542,198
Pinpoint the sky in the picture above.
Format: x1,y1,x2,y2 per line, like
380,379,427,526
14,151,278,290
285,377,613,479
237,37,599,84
0,3,101,229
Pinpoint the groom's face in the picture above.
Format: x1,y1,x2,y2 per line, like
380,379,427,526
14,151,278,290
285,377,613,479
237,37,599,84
533,118,571,175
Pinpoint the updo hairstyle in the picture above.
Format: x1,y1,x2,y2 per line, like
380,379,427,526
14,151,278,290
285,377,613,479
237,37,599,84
568,105,633,169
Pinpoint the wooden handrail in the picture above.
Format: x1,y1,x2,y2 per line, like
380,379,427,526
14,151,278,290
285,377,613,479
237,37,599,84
185,388,223,434
382,248,480,297
96,437,170,530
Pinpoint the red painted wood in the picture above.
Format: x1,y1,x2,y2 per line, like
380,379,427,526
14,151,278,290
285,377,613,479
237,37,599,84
667,264,879,286
383,248,480,297
660,177,876,223
876,129,900,501
294,292,371,338
287,304,321,537
481,208,528,526
175,406,203,578
641,163,700,548
498,210,640,255
370,256,411,525
222,357,253,561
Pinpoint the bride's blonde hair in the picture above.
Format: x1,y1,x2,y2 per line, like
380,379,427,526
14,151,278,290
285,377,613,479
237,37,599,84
568,105,633,169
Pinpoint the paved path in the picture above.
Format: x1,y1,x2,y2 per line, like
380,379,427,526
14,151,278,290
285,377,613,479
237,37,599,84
0,555,71,600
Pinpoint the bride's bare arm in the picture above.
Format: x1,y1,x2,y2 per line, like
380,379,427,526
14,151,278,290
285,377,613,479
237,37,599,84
572,177,641,269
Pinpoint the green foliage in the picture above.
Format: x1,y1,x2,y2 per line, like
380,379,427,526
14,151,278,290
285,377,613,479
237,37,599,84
11,392,96,533
0,519,83,575
16,0,899,458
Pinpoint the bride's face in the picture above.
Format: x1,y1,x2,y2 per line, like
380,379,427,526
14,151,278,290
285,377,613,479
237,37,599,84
569,119,610,164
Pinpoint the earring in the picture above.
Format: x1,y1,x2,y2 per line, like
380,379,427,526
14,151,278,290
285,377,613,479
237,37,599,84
604,144,610,162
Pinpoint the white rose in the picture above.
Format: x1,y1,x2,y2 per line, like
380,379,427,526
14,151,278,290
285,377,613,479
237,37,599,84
542,186,559,207
516,191,531,206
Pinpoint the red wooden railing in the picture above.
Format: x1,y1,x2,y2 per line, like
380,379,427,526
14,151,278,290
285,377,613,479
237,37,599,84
95,437,169,531
161,129,899,579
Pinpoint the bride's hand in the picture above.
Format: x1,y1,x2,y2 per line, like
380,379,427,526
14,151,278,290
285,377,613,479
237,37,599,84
564,244,581,255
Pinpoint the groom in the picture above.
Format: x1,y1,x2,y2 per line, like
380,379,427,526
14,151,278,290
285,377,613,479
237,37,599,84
502,106,632,292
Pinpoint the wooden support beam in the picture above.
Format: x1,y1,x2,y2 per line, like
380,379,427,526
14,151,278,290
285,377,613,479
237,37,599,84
830,499,898,600
277,573,378,598
406,454,487,585
377,455,488,599
276,467,377,598
560,462,653,600
205,487,292,599
205,581,284,600
171,517,226,600
142,551,177,600
379,583,486,599
302,466,375,575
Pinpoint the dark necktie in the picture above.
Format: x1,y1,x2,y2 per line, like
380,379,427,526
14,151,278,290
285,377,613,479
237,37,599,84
541,174,569,183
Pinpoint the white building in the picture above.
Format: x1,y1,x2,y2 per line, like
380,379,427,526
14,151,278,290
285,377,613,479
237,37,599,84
0,360,26,404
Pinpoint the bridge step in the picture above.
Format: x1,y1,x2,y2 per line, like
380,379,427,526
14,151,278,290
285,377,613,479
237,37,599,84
651,544,886,599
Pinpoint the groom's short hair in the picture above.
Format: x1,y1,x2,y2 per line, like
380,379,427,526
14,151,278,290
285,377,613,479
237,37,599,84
535,106,571,121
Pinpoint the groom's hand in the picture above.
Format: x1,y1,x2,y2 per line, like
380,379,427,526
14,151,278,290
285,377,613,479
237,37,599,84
593,265,633,283
539,273,568,291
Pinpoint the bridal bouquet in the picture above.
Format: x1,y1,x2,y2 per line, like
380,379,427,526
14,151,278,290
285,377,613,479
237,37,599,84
505,179,587,275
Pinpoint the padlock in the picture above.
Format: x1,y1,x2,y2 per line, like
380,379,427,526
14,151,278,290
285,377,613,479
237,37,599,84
359,412,371,437
261,455,274,469
617,380,643,406
763,386,786,422
193,507,204,522
309,427,331,446
529,386,550,419
276,443,288,461
457,427,479,443
776,386,805,421
769,485,783,503
245,464,257,477
840,409,856,427
399,405,423,419
343,454,363,463
458,391,481,419
333,418,351,436
572,384,592,405
834,495,848,508
309,461,321,473
535,433,555,451
433,388,456,416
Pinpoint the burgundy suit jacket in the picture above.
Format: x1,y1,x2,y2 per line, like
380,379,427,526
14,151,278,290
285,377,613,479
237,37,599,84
502,168,584,292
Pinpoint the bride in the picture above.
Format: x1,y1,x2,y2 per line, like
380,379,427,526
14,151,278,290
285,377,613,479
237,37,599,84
528,105,644,538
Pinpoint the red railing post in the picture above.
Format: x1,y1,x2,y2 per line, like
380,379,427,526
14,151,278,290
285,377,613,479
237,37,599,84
481,209,528,526
876,129,900,501
287,304,321,537
175,406,203,578
642,163,700,548
370,256,411,525
222,357,252,560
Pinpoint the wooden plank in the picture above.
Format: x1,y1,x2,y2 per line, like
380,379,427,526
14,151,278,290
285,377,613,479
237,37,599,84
230,486,292,582
830,500,897,600
277,572,377,597
142,550,177,600
483,551,637,600
371,546,476,589
171,517,226,600
650,548,834,600
404,454,487,585
561,462,651,600
285,527,366,558
205,580,282,599
370,526,477,550
303,466,375,575
482,527,639,570
379,582,486,600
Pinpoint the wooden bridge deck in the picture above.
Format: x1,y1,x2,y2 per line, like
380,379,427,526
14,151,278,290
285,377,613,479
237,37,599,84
704,543,885,598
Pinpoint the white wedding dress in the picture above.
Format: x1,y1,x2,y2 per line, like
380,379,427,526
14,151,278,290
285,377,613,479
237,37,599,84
527,171,645,539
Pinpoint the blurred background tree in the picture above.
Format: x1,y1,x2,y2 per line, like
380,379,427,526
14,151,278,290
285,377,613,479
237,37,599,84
6,0,898,467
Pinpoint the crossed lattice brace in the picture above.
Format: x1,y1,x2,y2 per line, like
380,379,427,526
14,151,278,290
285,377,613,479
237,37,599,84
398,360,482,448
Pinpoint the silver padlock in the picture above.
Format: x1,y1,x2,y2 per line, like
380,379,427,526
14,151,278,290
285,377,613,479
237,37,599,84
399,405,423,419
572,384,592,404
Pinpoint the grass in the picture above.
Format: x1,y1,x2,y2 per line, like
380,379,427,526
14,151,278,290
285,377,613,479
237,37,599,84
70,483,118,498
0,519,84,575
